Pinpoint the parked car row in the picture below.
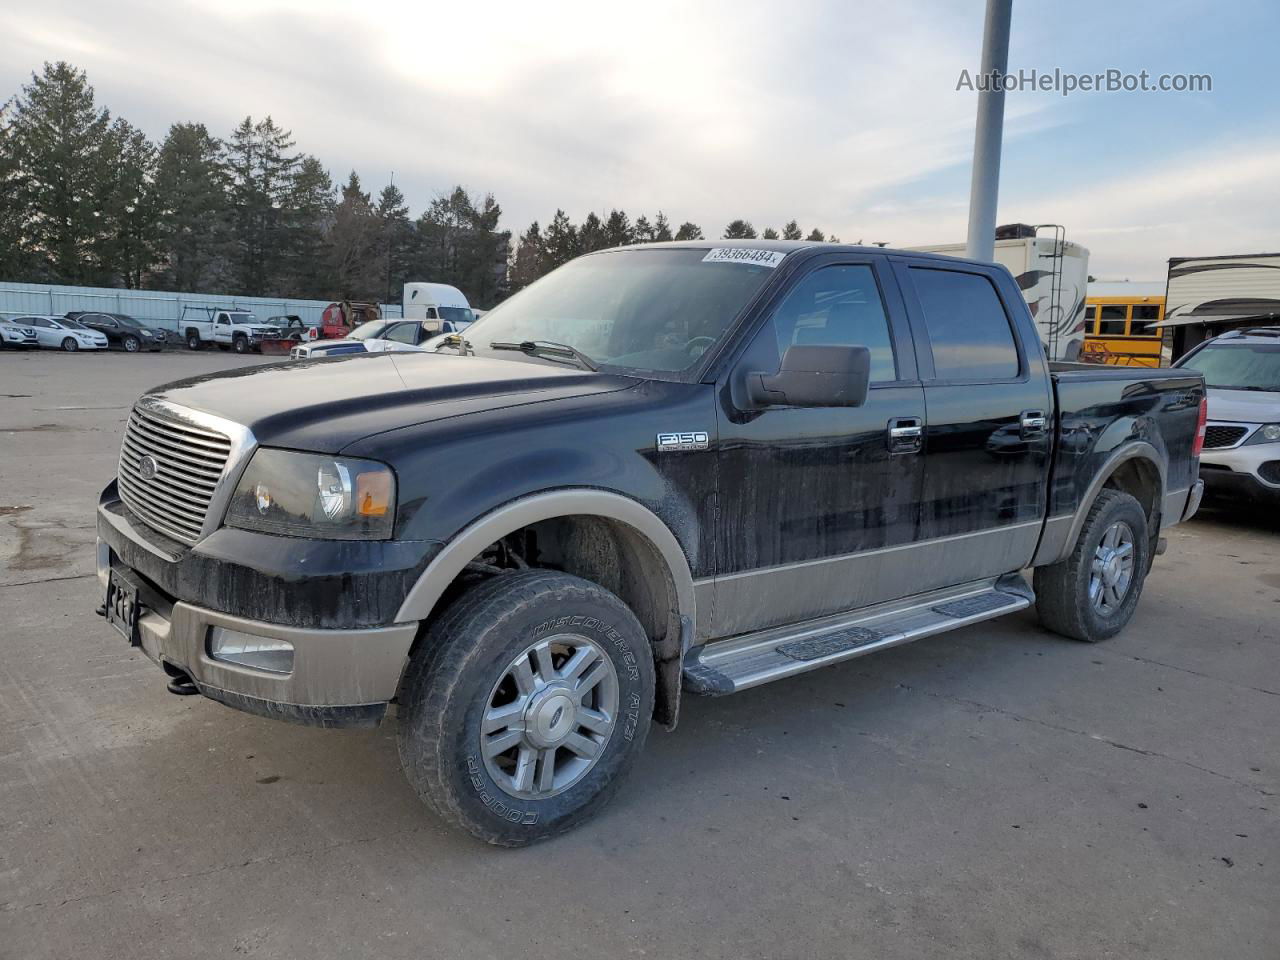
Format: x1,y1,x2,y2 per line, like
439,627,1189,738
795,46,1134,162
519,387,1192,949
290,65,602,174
0,312,167,352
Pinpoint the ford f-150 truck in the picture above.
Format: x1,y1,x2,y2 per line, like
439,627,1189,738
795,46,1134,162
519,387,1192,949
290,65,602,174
95,241,1206,845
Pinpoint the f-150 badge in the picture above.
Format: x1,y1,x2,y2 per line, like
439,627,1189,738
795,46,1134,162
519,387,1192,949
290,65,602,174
657,431,709,452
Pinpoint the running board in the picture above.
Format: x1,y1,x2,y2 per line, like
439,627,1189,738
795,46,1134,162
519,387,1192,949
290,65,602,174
683,575,1033,695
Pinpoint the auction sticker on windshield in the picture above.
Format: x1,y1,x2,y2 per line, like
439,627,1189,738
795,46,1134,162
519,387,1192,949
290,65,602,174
702,248,787,268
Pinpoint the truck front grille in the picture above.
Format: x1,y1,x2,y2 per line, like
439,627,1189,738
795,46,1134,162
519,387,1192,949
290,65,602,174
1202,424,1248,449
117,406,232,544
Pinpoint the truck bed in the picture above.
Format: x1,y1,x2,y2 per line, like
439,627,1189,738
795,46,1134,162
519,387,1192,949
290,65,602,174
1045,362,1203,531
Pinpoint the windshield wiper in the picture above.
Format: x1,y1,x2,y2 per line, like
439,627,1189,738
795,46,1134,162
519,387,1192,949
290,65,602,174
489,340,598,372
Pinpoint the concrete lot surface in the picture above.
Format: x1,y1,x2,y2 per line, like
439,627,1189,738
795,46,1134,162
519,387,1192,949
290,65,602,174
1,351,1277,959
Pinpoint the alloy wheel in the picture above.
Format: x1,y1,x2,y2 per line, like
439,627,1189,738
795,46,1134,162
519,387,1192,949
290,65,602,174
480,633,619,800
1090,520,1135,616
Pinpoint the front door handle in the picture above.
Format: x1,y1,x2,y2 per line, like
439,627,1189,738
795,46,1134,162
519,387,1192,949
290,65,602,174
888,417,923,454
1020,409,1048,440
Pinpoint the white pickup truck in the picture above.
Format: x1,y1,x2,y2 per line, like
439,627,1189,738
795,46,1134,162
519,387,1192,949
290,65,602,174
181,307,282,354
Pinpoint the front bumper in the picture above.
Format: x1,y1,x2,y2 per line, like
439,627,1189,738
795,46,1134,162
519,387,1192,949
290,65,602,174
1200,442,1280,502
97,485,436,726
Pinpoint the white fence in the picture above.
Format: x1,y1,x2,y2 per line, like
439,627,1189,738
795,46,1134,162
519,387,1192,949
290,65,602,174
0,281,403,332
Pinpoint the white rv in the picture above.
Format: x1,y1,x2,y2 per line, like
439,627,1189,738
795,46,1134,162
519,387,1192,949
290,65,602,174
1161,252,1280,358
911,226,1090,361
402,282,477,333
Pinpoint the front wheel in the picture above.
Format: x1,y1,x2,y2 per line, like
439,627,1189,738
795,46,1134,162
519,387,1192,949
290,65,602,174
61,337,79,352
397,570,654,846
122,335,140,353
1034,489,1151,642
232,335,249,354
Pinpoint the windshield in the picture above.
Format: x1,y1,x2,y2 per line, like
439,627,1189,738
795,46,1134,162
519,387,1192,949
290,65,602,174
60,318,86,330
453,248,783,377
228,313,255,325
115,315,143,328
439,306,475,327
1179,342,1280,391
349,320,393,340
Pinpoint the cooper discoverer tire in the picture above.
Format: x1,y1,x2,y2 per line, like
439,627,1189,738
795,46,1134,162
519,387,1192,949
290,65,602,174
1034,488,1150,643
397,570,654,846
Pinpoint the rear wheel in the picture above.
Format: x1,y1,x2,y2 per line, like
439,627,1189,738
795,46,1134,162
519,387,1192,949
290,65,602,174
61,337,78,352
122,335,140,353
185,330,201,351
397,570,654,845
1035,489,1150,642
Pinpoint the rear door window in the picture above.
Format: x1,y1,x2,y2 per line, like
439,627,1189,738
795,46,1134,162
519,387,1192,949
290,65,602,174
909,267,1020,380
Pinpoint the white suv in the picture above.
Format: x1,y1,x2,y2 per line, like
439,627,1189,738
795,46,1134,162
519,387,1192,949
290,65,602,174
1176,327,1280,501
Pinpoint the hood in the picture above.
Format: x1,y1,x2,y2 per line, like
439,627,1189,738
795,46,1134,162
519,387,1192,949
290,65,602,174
1206,386,1280,423
147,351,637,452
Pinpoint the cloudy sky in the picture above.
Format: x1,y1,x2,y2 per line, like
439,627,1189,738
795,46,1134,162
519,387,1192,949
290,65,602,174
2,0,1276,279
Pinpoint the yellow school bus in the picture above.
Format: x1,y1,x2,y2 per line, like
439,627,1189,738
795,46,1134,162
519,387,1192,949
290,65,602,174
1081,294,1166,366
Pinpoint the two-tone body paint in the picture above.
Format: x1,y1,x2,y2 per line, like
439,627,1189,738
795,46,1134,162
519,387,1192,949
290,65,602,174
101,240,1205,662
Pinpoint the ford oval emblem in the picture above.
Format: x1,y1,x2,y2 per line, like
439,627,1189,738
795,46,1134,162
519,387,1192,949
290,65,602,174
138,455,159,480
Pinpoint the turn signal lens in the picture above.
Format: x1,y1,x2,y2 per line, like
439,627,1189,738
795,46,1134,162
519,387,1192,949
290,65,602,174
356,470,392,517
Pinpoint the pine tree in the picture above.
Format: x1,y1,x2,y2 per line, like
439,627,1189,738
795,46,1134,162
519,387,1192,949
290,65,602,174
761,227,780,240
412,186,510,306
543,209,578,267
633,215,655,244
782,220,803,240
375,181,412,303
674,221,703,241
653,212,674,242
281,155,334,298
95,118,161,287
510,221,546,290
225,115,297,295
328,171,379,299
805,228,826,242
8,61,113,283
578,212,608,252
0,95,32,278
723,220,757,239
153,123,229,290
604,209,633,247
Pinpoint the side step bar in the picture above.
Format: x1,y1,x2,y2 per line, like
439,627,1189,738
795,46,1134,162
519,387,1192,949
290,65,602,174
683,575,1033,695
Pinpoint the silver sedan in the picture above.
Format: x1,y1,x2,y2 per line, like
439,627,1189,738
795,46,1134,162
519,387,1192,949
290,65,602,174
16,315,109,351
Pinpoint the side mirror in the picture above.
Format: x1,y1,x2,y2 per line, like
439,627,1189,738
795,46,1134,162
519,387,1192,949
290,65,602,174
422,319,443,335
748,344,871,408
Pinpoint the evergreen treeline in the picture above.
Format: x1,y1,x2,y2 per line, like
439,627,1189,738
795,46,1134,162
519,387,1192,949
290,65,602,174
0,62,843,308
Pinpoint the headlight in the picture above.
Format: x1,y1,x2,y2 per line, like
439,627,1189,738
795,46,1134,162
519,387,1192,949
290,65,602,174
1245,424,1280,445
224,449,396,540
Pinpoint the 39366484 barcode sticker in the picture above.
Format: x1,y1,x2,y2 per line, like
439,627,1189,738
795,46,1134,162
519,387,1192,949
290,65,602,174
701,248,787,268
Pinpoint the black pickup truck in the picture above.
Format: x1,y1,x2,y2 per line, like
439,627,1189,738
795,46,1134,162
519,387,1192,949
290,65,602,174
96,241,1206,844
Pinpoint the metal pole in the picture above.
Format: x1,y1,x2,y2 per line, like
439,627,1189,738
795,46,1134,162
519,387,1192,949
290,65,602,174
965,0,1013,262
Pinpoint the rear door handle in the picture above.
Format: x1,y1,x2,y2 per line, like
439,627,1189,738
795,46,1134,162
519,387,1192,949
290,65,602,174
1020,409,1048,439
888,417,923,454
